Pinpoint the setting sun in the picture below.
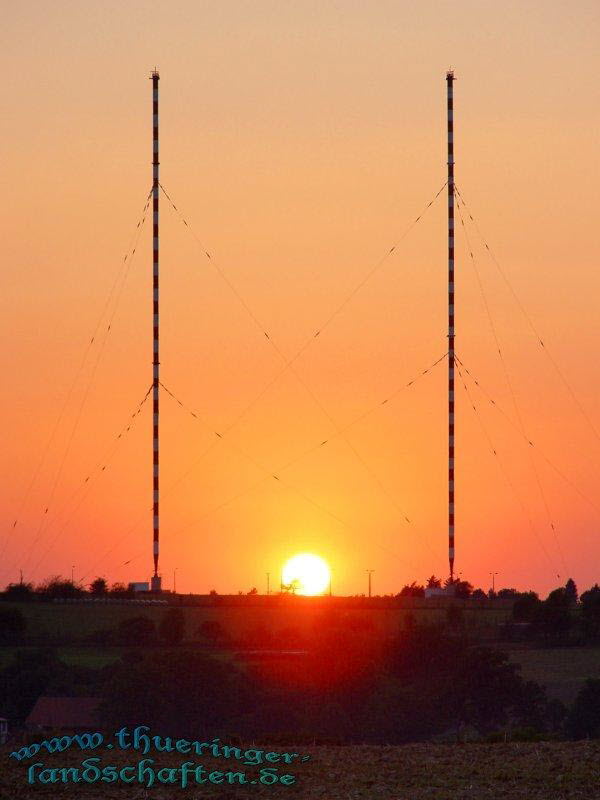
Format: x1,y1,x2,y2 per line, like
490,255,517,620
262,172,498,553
282,553,331,596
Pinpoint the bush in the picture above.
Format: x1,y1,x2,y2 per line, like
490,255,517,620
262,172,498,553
399,582,425,597
0,648,101,724
36,577,84,599
101,650,252,736
580,585,600,642
3,582,35,601
566,679,600,739
534,588,574,645
512,591,540,622
0,607,26,644
89,577,108,595
383,625,558,740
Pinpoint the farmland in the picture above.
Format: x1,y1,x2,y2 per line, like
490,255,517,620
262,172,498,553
2,741,600,799
1,595,513,644
3,597,600,796
4,598,600,708
508,646,600,705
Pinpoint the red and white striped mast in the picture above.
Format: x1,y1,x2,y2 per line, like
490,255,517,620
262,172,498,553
447,70,455,583
150,70,162,592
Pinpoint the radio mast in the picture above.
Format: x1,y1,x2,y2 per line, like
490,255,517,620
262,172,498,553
447,70,456,583
150,70,161,592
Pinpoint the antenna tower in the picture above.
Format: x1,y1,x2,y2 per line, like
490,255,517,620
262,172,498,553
150,70,161,592
447,70,455,583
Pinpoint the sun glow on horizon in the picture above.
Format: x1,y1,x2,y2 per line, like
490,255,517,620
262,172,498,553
282,553,330,596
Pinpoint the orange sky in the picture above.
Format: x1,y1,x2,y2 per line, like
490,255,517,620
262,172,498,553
2,1,600,596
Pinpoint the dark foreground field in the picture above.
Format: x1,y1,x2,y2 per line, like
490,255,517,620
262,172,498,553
3,741,600,799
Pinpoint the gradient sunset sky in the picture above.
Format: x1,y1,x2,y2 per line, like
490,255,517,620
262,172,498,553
2,1,599,595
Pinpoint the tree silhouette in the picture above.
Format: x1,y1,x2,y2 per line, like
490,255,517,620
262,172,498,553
580,584,600,642
535,588,573,645
565,578,578,605
0,607,26,644
566,679,600,739
512,591,540,622
4,582,34,601
399,582,425,597
89,577,108,595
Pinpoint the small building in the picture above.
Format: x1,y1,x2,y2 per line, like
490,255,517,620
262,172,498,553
128,582,150,592
425,587,453,598
25,697,102,732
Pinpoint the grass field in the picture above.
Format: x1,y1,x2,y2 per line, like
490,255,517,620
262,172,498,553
3,741,600,798
508,646,600,704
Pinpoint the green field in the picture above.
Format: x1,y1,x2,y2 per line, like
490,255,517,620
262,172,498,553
3,742,600,798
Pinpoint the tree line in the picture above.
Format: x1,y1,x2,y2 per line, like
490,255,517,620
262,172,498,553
3,617,600,743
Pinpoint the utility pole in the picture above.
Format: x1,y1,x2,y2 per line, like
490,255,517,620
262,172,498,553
447,70,456,584
489,572,498,593
173,568,177,594
266,572,270,595
150,70,162,593
367,569,374,598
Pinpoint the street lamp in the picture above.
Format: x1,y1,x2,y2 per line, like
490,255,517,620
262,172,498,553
489,572,498,593
366,569,374,598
